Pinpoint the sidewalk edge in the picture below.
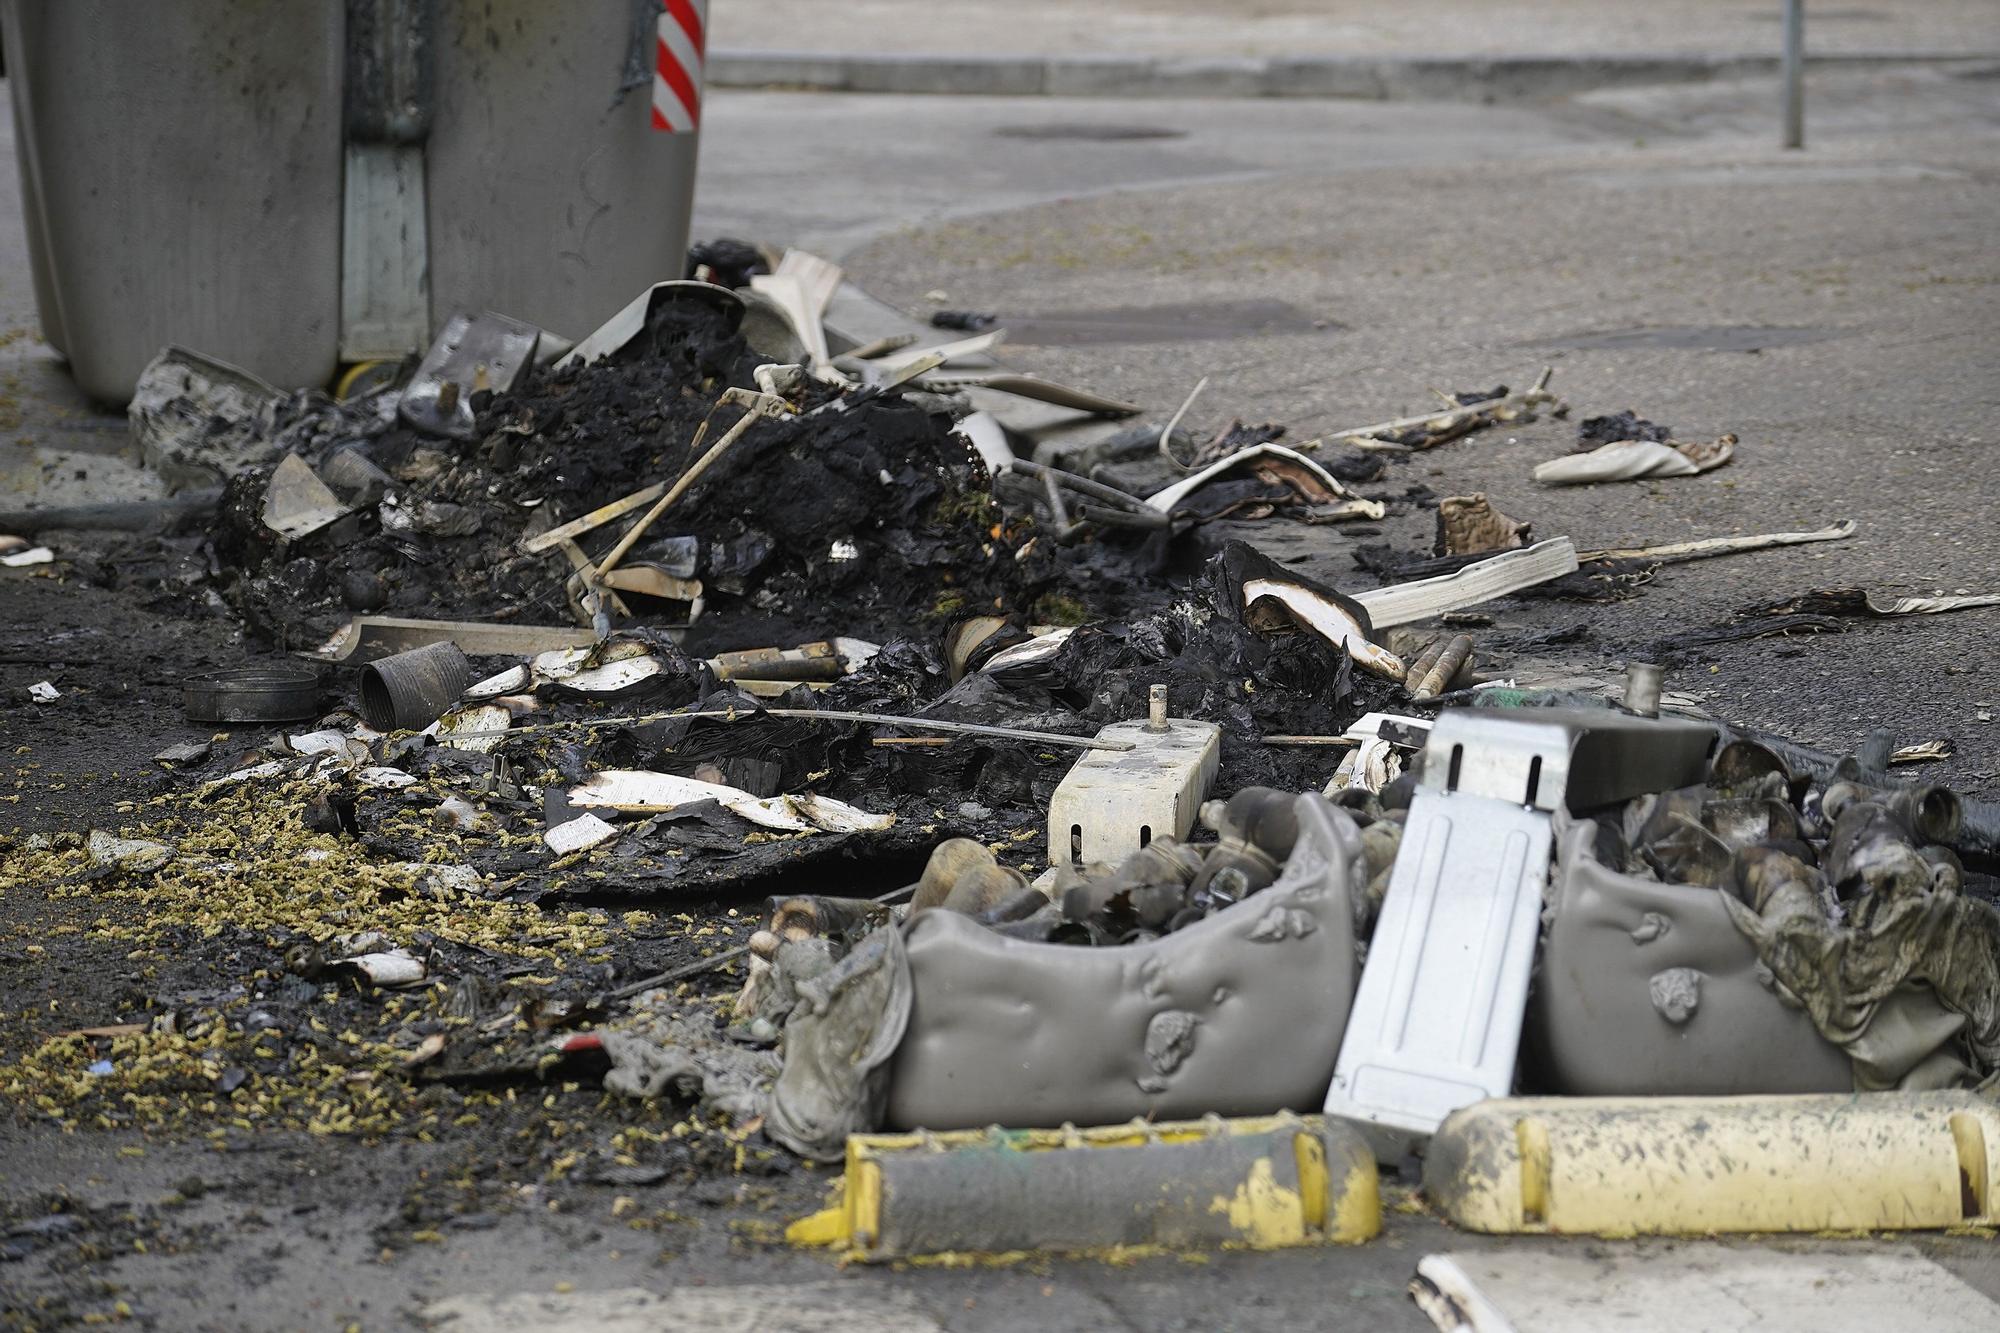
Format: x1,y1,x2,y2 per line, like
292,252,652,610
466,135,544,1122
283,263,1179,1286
708,49,2000,99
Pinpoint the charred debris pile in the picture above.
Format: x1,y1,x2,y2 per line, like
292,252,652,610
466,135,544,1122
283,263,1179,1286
7,256,1998,1222
138,281,1452,842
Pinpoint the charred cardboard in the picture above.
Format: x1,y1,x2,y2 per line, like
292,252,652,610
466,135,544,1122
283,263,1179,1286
886,793,1363,1132
309,615,598,663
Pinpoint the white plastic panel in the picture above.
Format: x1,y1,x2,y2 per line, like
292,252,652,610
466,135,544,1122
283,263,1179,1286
1324,788,1551,1142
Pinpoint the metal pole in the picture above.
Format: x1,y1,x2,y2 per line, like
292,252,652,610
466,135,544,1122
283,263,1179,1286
1781,0,1805,149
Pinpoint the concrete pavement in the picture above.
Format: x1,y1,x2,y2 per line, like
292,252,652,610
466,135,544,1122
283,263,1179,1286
708,0,2000,98
714,0,2000,61
810,61,2000,779
691,89,1611,256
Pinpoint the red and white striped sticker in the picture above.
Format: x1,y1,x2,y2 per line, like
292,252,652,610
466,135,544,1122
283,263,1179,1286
652,0,706,133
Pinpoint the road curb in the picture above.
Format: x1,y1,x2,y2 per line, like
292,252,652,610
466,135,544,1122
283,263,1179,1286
1424,1092,2000,1236
710,49,2000,100
789,1113,1381,1260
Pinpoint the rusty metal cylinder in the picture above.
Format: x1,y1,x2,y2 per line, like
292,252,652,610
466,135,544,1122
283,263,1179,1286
1823,780,1963,847
1407,634,1475,700
1623,661,1664,717
359,640,470,731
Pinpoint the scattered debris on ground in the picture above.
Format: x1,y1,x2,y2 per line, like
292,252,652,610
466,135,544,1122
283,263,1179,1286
5,242,1997,1285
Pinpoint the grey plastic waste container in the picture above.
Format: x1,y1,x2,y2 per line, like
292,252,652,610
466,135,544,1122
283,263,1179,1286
2,1,346,402
2,0,704,405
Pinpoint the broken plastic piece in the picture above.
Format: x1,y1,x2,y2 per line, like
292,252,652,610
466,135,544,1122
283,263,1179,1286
567,770,893,834
776,249,844,325
1743,586,2000,618
1523,816,1849,1096
261,454,353,540
127,346,286,487
596,567,703,604
1579,519,1855,563
520,483,667,555
464,664,531,699
333,948,427,989
309,616,597,663
840,331,918,361
888,794,1365,1131
752,250,844,378
532,645,669,696
1046,705,1221,867
1326,738,1399,795
1326,370,1561,451
1242,576,1406,680
318,447,394,509
917,371,1141,418
287,728,369,765
557,282,744,370
1890,740,1953,766
153,740,211,766
545,812,619,855
980,627,1076,674
399,310,540,439
434,704,511,754
870,328,1005,375
87,830,175,874
1534,435,1735,486
951,411,1015,478
1353,538,1580,630
1146,443,1353,514
1326,709,1716,1152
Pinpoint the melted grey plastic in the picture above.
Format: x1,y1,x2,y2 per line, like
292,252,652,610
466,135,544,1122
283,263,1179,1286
886,794,1364,1132
1524,817,1850,1096
765,926,913,1162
